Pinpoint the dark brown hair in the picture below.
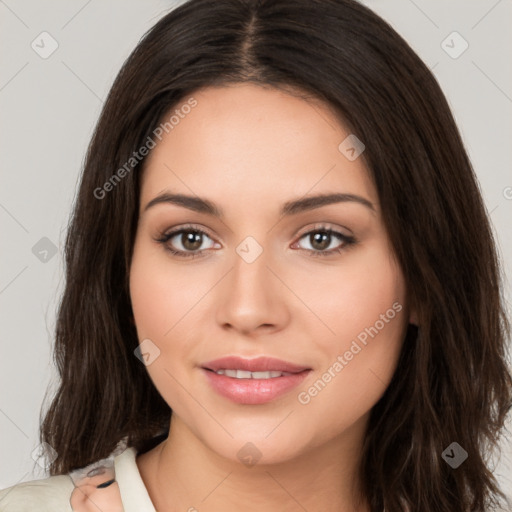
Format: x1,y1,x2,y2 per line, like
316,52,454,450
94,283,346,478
40,1,512,510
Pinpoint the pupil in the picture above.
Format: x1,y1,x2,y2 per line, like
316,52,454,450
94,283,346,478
312,232,330,250
183,231,202,250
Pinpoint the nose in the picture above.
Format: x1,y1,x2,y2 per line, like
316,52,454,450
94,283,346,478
215,239,290,336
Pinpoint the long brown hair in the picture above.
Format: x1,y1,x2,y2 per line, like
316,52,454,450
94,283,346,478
40,1,512,510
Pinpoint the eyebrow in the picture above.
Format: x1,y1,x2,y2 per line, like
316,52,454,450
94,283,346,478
143,191,375,218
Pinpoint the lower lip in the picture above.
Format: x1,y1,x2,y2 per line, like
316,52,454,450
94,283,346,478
202,369,311,405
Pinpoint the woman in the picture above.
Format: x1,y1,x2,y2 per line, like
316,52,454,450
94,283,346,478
1,0,510,511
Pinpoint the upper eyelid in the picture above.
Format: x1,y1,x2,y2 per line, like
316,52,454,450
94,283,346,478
160,223,352,246
295,222,352,237
162,223,215,240
162,221,351,237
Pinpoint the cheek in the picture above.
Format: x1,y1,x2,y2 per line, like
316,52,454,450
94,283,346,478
129,240,201,409
295,244,408,421
332,252,406,346
129,239,205,341
290,238,407,350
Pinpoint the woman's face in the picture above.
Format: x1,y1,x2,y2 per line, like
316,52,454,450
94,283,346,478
129,83,414,465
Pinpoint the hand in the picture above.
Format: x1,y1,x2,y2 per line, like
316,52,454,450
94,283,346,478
70,465,124,512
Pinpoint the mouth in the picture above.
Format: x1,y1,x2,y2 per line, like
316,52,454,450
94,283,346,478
204,368,296,379
201,356,312,405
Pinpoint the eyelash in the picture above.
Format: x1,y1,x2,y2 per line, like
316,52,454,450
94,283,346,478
155,223,357,260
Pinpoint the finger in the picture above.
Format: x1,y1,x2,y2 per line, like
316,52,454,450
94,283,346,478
70,481,124,512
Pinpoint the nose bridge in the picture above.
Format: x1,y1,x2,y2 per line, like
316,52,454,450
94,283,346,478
231,233,273,295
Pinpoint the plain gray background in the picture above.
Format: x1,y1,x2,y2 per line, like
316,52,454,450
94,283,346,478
1,0,511,503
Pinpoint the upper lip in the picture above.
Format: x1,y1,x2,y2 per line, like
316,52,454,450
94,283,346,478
202,356,311,374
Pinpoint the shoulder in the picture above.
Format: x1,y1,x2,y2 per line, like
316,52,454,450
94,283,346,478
0,475,74,511
0,439,153,512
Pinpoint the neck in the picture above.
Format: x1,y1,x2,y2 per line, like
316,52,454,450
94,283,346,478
137,414,370,512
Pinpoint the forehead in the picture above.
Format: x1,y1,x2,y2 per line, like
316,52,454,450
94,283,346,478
140,83,377,213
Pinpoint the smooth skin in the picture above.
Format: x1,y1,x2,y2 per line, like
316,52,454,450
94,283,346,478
130,83,417,512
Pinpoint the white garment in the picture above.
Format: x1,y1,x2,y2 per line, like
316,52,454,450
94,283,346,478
0,446,156,511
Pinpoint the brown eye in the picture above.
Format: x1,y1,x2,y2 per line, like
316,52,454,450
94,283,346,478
309,231,332,251
179,230,204,251
156,226,217,259
294,228,356,257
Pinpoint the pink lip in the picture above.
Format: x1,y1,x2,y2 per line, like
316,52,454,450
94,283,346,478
201,356,311,405
202,356,310,374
